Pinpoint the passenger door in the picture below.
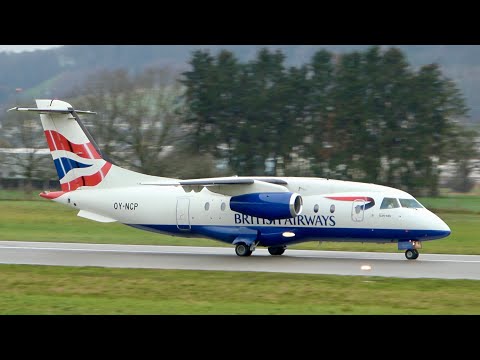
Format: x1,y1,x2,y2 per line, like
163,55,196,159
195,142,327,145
351,199,365,222
176,198,191,231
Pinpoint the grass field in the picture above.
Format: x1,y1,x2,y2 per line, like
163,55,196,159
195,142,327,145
418,195,480,213
0,264,479,314
0,190,479,314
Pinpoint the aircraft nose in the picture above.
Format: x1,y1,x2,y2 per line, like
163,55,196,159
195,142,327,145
434,214,451,237
441,222,451,237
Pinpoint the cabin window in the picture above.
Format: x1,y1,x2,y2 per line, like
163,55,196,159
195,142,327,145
330,204,335,213
399,198,423,209
204,202,210,211
380,197,400,209
314,204,319,213
221,202,226,211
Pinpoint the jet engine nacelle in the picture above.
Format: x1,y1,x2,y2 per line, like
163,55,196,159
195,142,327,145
230,192,303,220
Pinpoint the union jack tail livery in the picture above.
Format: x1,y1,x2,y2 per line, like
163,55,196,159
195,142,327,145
9,99,170,197
37,99,112,191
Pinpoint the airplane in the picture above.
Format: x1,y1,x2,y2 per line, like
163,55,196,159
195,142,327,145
8,99,451,260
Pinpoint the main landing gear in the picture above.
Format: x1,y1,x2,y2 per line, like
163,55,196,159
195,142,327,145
233,233,258,257
234,242,287,257
235,243,253,257
268,246,286,256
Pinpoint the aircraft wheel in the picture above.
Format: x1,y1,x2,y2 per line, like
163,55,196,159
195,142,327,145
405,249,419,260
235,243,253,257
268,246,286,256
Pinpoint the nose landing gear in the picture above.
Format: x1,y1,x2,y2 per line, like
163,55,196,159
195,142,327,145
405,249,419,260
399,240,422,260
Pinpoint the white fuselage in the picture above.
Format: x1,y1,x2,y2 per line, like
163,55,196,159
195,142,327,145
52,176,451,247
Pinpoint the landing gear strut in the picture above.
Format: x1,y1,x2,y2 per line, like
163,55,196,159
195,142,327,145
268,246,286,256
405,249,419,260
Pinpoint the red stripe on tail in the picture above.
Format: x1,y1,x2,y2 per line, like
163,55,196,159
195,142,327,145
60,178,84,192
83,162,112,186
44,130,102,159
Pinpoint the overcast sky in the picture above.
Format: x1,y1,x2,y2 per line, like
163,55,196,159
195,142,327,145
0,45,63,53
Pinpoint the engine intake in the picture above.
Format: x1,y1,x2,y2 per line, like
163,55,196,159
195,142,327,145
230,192,303,220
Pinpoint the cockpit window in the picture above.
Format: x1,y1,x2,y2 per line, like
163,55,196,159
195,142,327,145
399,198,423,208
380,197,400,209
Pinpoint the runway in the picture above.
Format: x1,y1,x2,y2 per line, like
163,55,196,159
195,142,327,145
0,241,479,280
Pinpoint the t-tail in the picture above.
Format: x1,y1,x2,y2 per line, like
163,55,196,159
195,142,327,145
8,99,171,199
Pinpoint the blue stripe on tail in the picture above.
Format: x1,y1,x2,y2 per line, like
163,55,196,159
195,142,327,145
53,157,92,180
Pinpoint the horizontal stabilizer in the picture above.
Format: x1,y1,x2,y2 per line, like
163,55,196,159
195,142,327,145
77,210,117,223
8,107,96,115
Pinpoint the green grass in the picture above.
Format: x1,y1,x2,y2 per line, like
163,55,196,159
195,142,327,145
1,199,478,254
0,189,41,201
418,196,480,213
0,264,479,314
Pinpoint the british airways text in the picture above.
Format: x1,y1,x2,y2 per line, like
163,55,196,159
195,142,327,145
234,213,336,226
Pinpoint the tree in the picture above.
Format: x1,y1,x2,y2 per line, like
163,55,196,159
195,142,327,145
329,50,370,180
233,48,289,175
179,45,471,194
303,49,336,178
180,50,218,154
0,109,56,193
444,126,479,193
67,67,191,177
405,63,468,196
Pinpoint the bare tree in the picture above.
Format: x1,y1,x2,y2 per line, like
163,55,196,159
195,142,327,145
1,110,56,193
66,67,199,177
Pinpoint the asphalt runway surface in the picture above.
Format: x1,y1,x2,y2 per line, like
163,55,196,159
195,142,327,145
0,241,479,280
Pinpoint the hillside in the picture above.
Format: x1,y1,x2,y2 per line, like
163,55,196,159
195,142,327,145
1,45,479,123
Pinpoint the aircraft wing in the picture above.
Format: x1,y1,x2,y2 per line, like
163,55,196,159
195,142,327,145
139,177,289,196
